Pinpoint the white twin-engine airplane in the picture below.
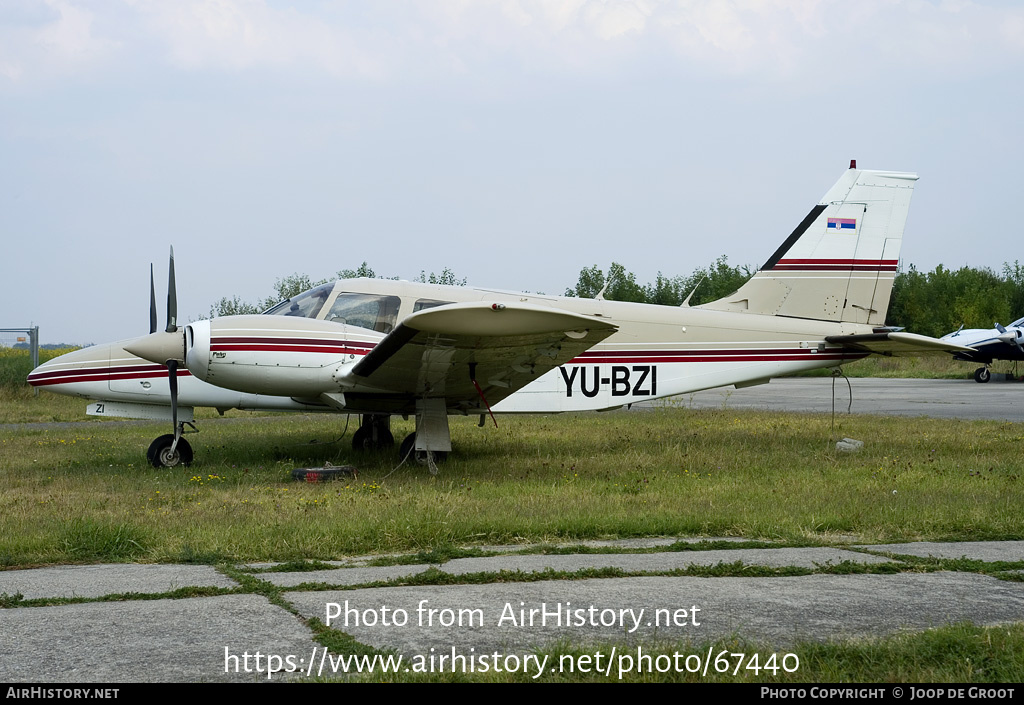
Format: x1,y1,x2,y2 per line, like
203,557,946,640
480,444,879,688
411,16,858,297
29,163,971,468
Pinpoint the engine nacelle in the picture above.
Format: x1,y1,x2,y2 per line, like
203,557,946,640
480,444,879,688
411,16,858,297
185,316,381,397
998,327,1024,351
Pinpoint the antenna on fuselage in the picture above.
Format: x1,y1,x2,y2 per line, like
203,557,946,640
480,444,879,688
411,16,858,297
680,276,707,308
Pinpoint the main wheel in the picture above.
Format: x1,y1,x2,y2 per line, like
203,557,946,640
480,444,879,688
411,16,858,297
147,435,193,468
974,367,991,383
352,424,395,451
399,432,448,466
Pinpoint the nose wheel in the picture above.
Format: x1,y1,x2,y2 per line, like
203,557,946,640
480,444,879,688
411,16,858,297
147,434,194,468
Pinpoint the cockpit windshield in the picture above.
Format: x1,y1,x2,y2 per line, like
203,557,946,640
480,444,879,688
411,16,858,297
264,283,334,319
325,293,400,333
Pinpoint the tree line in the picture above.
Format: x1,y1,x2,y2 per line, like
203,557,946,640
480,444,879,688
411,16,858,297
210,258,1024,337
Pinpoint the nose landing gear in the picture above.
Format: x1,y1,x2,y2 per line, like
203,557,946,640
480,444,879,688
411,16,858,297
147,433,194,468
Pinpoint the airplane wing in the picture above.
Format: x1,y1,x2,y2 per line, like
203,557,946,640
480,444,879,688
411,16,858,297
341,302,618,410
825,331,975,356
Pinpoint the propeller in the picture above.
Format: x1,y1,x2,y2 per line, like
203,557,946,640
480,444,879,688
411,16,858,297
149,264,157,335
166,246,177,334
124,247,187,449
996,322,1024,353
165,246,179,435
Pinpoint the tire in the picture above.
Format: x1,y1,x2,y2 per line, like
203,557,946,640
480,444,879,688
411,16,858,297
352,421,395,451
147,435,193,468
399,432,448,466
974,367,991,383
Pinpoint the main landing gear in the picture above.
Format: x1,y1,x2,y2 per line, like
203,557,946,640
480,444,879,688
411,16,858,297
351,401,452,468
974,367,991,383
351,414,395,451
399,432,448,466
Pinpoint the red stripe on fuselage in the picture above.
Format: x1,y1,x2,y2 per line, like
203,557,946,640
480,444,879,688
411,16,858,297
213,336,375,349
211,344,370,354
210,336,373,355
570,348,867,364
28,368,191,387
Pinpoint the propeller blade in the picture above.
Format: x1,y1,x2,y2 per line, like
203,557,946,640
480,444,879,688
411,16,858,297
166,246,177,333
167,359,179,431
995,323,1007,334
149,264,158,335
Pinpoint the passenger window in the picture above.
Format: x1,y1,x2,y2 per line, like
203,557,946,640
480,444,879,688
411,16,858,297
326,293,401,334
413,298,454,312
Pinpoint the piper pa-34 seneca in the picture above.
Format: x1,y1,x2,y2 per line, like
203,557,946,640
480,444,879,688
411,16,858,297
29,162,972,468
941,316,1024,382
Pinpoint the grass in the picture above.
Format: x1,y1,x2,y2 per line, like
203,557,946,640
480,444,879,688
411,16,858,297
4,356,1024,683
1,402,1023,566
346,627,1024,680
347,623,1024,682
0,347,78,388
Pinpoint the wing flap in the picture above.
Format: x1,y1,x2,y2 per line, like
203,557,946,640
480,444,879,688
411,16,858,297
344,302,617,407
825,331,975,356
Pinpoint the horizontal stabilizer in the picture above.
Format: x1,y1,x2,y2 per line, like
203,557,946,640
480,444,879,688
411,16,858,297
825,331,975,356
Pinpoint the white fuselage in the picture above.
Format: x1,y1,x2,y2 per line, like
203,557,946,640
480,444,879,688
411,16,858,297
30,277,871,418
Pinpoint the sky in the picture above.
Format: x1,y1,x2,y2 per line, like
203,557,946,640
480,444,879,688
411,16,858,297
2,0,1023,345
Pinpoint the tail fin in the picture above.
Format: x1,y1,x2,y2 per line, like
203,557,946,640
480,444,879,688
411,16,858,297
699,165,918,326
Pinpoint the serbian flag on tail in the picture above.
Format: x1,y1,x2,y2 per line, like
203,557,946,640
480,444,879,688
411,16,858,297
827,218,856,232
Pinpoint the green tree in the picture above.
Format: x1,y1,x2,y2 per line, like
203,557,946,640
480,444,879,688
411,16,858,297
643,272,689,306
337,262,377,279
565,265,606,298
604,262,646,302
415,267,467,286
888,264,1014,337
1003,261,1024,319
566,257,752,306
207,295,261,319
679,256,754,306
257,273,332,311
564,262,644,302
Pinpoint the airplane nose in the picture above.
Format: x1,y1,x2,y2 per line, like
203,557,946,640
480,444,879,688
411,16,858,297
123,330,186,365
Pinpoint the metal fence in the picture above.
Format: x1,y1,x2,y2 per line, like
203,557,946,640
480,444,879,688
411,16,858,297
0,327,40,368
1,327,40,394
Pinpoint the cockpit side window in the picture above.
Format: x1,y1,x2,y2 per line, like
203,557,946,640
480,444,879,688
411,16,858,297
263,283,334,319
413,298,454,312
326,293,401,333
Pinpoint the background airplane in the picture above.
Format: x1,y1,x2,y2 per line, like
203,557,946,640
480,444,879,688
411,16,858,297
941,317,1024,382
29,163,972,469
